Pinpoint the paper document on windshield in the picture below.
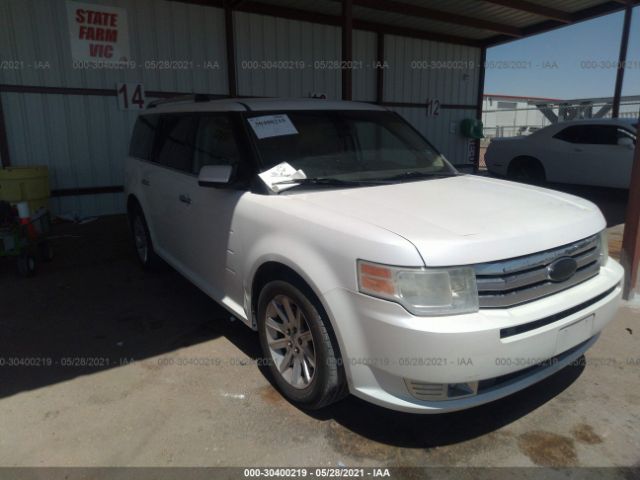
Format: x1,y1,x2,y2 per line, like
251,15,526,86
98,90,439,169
247,114,298,139
259,162,307,193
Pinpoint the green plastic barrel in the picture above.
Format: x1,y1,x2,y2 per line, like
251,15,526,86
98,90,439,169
0,166,50,213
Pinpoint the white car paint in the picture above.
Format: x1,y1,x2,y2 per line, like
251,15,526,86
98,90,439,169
125,98,623,413
485,118,637,188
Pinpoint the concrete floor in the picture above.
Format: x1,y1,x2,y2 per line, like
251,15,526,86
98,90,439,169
0,206,639,468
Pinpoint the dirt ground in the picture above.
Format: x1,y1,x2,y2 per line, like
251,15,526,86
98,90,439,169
0,185,638,471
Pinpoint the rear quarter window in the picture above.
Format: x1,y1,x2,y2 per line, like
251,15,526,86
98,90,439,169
129,115,159,160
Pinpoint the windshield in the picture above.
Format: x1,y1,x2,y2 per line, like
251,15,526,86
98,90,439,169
245,110,456,183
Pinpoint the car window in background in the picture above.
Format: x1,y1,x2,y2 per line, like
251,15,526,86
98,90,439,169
130,115,159,160
155,115,197,172
246,110,453,182
554,125,618,145
193,115,242,174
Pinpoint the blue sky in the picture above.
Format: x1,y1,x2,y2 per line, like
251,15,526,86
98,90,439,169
485,6,640,100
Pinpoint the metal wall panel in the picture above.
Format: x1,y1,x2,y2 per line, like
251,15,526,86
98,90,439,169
1,90,135,216
234,12,342,99
352,30,377,102
389,106,476,167
0,2,482,216
0,0,229,92
384,35,481,165
384,35,480,105
0,0,228,217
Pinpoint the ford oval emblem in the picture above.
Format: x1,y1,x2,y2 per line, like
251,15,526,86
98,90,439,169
547,257,578,283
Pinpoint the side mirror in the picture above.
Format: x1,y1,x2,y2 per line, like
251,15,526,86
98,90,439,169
618,137,634,149
198,165,233,187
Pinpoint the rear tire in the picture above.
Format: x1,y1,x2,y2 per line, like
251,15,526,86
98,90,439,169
257,280,347,410
128,205,160,270
507,157,546,185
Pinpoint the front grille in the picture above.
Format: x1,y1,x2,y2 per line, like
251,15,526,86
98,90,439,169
474,234,602,308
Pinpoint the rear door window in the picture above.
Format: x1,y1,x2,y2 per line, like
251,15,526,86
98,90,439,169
154,115,197,173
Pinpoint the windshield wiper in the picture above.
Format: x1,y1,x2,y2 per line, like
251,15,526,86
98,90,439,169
380,171,459,182
271,177,386,191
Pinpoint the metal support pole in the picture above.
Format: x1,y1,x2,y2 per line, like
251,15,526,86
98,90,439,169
474,47,487,172
612,4,632,118
621,120,640,299
342,0,353,101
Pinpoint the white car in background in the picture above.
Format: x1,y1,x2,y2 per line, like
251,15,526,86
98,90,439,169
485,118,637,188
125,98,622,413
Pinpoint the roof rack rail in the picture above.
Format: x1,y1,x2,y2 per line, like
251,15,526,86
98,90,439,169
147,93,216,109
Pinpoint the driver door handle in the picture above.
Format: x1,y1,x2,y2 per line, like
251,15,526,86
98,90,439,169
141,178,151,186
178,194,192,205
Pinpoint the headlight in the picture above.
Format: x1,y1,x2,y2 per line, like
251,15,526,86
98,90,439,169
357,260,479,316
599,229,609,267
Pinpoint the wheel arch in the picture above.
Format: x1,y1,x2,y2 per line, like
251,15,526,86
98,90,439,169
507,155,547,180
249,260,346,370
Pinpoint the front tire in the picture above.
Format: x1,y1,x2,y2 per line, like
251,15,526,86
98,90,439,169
257,280,346,409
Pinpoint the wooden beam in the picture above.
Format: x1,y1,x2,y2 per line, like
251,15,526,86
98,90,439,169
342,0,353,101
482,0,571,24
351,0,522,36
621,120,640,299
613,4,633,118
224,2,238,97
375,32,384,104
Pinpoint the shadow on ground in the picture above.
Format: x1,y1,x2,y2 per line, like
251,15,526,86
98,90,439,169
0,214,586,449
0,215,260,398
306,361,584,449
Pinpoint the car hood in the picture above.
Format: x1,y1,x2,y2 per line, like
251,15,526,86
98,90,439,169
291,175,605,266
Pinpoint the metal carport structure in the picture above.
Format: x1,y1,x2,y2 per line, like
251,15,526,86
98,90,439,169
0,0,639,295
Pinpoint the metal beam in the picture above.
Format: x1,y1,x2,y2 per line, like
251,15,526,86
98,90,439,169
474,47,487,172
376,32,384,104
342,0,353,101
0,84,229,99
350,0,522,36
482,0,572,23
224,2,238,97
613,4,633,118
0,92,10,167
621,120,640,299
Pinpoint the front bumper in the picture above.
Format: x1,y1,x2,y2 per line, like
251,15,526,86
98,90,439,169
323,258,623,413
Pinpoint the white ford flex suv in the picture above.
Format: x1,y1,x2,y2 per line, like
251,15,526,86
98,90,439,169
125,97,623,413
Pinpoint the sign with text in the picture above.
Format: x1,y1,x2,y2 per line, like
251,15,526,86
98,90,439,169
116,83,146,110
426,98,440,117
66,1,130,64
